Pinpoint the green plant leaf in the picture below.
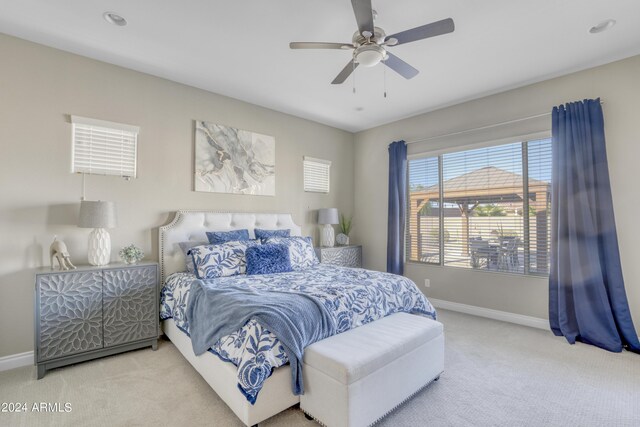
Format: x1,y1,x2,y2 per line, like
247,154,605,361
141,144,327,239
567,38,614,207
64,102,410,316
339,214,352,235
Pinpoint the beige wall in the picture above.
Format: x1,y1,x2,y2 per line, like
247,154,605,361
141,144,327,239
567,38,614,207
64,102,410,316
0,34,354,357
353,55,640,322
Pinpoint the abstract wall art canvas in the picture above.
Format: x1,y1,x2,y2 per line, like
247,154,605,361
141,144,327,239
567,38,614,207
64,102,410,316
194,121,275,195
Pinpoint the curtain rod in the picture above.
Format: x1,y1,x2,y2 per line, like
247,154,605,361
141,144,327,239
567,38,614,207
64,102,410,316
405,100,604,145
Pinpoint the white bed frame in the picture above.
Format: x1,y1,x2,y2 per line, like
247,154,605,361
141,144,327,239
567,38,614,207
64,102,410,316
159,211,302,426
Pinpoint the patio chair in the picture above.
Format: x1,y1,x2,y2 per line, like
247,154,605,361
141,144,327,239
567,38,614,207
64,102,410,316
498,237,519,271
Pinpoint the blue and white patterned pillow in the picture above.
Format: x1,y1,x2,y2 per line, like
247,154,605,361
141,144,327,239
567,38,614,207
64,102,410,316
264,236,318,271
254,228,290,243
206,229,250,245
190,240,261,279
246,244,292,275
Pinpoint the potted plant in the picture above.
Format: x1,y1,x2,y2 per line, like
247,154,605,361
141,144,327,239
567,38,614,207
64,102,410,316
336,214,352,246
119,244,144,265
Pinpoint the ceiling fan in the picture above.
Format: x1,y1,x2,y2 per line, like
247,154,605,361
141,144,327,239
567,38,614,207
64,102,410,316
289,0,455,84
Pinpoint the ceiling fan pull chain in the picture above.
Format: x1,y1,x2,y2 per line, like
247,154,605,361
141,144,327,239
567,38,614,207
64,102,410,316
383,58,387,98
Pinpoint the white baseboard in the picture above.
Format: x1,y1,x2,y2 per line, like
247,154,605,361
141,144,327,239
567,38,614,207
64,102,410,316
0,351,33,372
430,298,549,330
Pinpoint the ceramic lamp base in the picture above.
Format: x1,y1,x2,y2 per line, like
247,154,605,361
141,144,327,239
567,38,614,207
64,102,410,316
320,224,335,247
88,228,111,266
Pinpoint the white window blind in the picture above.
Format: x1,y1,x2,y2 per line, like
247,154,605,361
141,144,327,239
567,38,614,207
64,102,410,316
526,139,552,275
71,115,139,179
407,138,552,276
304,156,331,193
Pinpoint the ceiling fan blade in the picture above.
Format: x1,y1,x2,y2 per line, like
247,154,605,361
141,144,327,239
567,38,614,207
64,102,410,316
332,60,359,84
387,18,455,46
351,0,374,36
289,42,352,50
383,52,419,80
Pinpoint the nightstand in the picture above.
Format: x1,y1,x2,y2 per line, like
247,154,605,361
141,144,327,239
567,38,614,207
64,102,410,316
34,262,159,379
315,245,362,268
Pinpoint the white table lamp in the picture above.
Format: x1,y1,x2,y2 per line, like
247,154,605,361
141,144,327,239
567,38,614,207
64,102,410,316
318,208,339,247
78,200,117,266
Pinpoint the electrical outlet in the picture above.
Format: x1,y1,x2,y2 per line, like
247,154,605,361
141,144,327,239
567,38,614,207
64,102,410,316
424,279,431,288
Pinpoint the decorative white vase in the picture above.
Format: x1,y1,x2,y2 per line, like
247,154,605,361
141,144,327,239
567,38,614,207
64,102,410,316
88,228,111,266
320,224,335,247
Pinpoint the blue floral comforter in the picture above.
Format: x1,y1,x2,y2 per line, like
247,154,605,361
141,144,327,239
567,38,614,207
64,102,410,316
160,264,436,404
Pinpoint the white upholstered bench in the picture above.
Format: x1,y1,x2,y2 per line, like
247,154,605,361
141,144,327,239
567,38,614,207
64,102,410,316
300,312,444,427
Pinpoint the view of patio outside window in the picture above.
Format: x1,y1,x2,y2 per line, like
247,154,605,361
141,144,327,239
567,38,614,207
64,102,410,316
407,139,552,275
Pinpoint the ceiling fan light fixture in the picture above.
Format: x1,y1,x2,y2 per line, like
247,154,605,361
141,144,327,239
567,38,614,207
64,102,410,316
355,45,385,67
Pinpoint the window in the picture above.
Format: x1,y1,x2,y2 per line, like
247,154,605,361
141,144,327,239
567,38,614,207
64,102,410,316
407,138,552,275
71,115,139,179
303,156,331,193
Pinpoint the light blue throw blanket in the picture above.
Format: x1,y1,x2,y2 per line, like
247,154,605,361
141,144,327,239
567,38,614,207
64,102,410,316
186,280,337,395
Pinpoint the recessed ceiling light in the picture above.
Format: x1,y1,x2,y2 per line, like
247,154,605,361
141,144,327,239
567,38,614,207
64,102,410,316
103,12,127,26
589,19,616,34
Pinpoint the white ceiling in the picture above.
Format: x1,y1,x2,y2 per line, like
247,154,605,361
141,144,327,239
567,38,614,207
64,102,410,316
1,1,640,132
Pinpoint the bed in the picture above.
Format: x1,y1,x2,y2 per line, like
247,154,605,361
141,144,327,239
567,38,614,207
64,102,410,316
158,211,435,426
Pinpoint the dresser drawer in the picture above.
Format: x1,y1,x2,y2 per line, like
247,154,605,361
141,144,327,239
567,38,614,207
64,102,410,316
37,271,103,362
103,265,158,347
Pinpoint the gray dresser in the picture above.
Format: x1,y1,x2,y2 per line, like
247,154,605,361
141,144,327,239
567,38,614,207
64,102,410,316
34,262,159,379
315,245,362,268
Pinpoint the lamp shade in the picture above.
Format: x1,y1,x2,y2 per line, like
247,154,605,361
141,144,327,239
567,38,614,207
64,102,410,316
78,200,117,229
318,208,339,225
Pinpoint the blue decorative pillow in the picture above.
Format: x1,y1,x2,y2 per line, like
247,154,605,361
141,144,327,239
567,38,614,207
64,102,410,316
265,236,319,271
245,244,292,275
206,229,250,245
178,240,208,274
254,228,291,243
190,240,260,279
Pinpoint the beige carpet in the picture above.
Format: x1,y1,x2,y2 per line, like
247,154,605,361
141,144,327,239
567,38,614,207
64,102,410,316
1,310,638,427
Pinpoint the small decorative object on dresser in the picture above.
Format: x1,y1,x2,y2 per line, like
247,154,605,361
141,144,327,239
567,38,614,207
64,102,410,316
318,208,339,247
49,236,76,270
336,214,352,246
34,262,159,379
78,200,117,266
119,244,145,264
335,233,349,246
315,245,362,268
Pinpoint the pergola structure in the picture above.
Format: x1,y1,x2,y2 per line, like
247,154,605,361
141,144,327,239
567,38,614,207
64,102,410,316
409,166,551,269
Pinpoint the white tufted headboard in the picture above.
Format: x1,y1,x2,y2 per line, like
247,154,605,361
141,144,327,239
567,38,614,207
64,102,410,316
158,210,302,283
